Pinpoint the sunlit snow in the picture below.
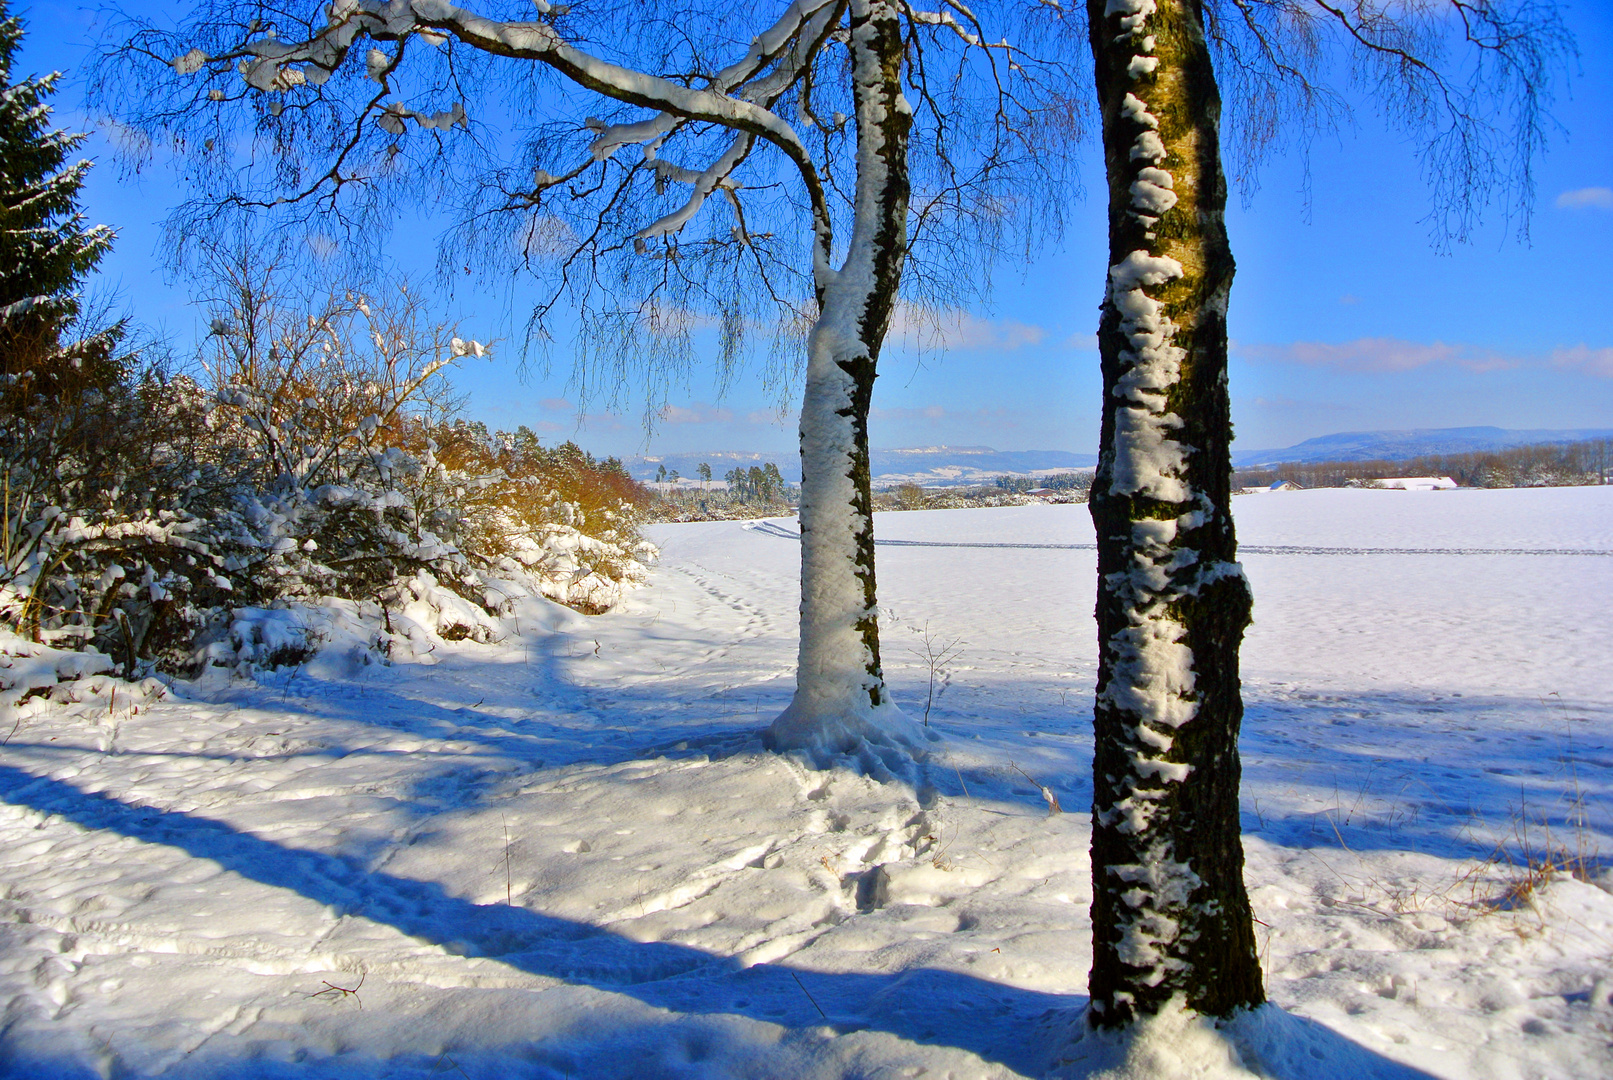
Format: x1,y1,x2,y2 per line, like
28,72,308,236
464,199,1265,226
1,487,1610,1078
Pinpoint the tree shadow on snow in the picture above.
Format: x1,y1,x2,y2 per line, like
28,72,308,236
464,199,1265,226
193,623,784,772
0,762,1439,1079
117,650,1613,872
1237,685,1613,864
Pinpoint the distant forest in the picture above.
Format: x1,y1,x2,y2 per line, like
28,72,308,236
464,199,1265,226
1233,438,1612,491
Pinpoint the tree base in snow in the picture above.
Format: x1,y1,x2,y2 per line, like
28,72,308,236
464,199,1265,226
762,700,936,780
1041,998,1432,1079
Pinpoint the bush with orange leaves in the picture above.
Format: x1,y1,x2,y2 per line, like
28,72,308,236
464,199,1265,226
2,242,656,681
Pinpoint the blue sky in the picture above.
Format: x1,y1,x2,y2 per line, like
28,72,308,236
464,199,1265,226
18,1,1613,460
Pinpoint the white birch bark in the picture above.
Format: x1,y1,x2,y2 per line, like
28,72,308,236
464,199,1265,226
765,0,926,772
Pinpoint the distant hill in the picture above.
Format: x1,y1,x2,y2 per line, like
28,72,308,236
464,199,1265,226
626,428,1613,485
1232,427,1613,468
867,446,1097,486
625,450,801,483
625,446,1098,487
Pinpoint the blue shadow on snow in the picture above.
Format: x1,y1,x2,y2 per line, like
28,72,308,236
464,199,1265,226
0,762,1440,1079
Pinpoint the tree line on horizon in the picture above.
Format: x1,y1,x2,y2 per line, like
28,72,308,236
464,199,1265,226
1235,438,1612,491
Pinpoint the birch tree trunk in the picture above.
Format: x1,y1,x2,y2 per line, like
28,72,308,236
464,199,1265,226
1084,0,1263,1024
765,0,923,770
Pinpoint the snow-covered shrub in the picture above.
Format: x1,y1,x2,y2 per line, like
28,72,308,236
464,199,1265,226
428,424,656,615
0,619,168,728
4,243,656,677
185,249,655,658
0,12,236,674
0,625,113,713
0,367,247,672
192,253,540,617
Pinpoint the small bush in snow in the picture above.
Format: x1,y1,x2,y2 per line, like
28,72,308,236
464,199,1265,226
2,244,656,678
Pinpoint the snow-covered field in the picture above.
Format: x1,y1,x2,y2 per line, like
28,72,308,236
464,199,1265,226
2,487,1611,1079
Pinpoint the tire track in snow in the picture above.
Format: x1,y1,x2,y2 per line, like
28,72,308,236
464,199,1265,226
748,521,1613,556
1240,545,1613,557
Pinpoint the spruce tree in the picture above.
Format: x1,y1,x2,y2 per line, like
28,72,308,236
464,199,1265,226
0,2,118,401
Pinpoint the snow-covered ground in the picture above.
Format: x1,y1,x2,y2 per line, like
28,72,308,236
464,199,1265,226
2,487,1611,1079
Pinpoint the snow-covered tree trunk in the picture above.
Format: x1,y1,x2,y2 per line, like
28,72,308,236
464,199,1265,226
765,0,922,769
1084,0,1262,1024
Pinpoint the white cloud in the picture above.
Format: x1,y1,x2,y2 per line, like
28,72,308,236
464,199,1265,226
540,397,573,412
515,213,580,258
870,404,1023,431
304,233,339,260
743,409,792,426
888,303,1047,352
658,402,735,425
1242,395,1357,417
872,405,948,422
1555,187,1613,210
1243,337,1464,373
1550,345,1613,378
1242,337,1613,378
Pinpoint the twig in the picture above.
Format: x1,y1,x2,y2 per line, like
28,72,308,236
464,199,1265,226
788,969,829,1021
952,760,971,800
310,969,365,1008
431,1050,473,1077
1009,761,1062,814
911,621,964,727
503,815,514,906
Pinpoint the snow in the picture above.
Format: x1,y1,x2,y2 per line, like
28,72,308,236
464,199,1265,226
169,49,208,75
1129,130,1166,163
2,490,1612,1078
0,630,116,711
635,133,754,240
1128,167,1177,215
1126,55,1160,79
1106,250,1188,502
1374,477,1458,491
1120,93,1159,130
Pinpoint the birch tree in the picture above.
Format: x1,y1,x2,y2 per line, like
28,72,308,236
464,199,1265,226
1076,0,1569,1032
99,0,1076,771
1083,0,1260,1027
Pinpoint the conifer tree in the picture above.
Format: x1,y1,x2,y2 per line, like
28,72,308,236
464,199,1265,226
0,2,119,401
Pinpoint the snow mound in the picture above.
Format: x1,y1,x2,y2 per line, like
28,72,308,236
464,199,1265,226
1047,998,1428,1079
765,698,939,781
0,628,167,727
191,602,387,678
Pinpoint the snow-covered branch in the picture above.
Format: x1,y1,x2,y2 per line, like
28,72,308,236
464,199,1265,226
636,133,756,241
903,2,985,47
169,0,837,255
